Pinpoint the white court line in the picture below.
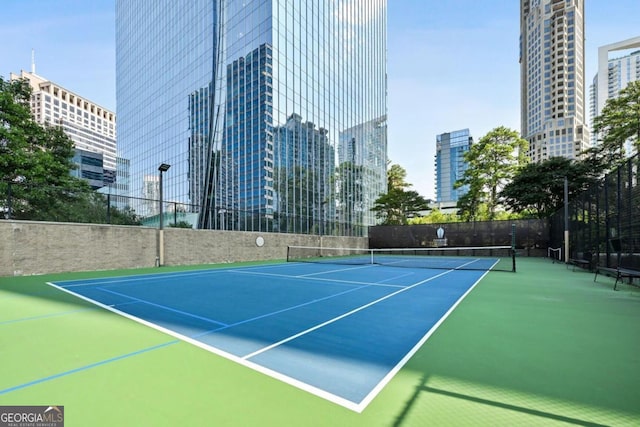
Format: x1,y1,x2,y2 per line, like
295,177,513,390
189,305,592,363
230,269,406,289
356,268,492,411
43,278,375,412
241,266,465,361
297,264,377,277
46,258,489,413
56,263,304,288
376,271,416,284
97,287,229,327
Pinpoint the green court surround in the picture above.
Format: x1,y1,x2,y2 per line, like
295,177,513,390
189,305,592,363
1,258,638,426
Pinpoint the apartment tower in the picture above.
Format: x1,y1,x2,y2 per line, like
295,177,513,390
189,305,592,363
590,36,640,152
520,0,589,162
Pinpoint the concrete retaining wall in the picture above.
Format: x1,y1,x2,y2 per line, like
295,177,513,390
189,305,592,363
0,220,367,276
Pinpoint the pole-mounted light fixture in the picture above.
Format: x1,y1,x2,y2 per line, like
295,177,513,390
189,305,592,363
157,163,171,267
158,163,171,230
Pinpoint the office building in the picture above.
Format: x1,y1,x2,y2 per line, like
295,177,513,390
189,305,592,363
520,0,590,162
435,129,473,205
590,36,640,153
71,149,105,190
9,70,117,176
116,1,387,235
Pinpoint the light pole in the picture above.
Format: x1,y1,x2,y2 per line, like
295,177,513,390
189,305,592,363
158,163,171,230
218,208,227,230
158,163,171,267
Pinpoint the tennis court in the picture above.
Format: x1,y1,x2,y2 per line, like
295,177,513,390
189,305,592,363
48,251,499,412
2,256,639,426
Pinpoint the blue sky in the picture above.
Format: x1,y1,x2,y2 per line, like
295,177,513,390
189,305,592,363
1,1,639,199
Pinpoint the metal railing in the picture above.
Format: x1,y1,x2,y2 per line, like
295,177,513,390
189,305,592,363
0,180,366,236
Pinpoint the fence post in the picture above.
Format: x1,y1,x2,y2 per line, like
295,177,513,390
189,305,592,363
7,182,12,219
564,176,569,263
511,223,516,273
106,193,111,224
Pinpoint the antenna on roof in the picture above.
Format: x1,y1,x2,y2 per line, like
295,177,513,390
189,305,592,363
31,49,36,74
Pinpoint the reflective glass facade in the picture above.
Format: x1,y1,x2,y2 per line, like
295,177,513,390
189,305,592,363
435,129,472,203
116,1,387,236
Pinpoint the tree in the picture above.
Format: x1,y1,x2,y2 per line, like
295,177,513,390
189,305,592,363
0,77,94,221
1,78,42,183
455,180,485,222
387,162,410,191
588,80,640,174
410,208,459,224
455,126,528,220
370,162,430,225
371,188,430,225
501,157,597,218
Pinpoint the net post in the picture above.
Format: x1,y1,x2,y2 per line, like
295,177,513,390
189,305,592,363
286,246,290,262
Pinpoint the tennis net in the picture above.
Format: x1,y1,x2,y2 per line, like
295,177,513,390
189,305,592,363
287,245,516,272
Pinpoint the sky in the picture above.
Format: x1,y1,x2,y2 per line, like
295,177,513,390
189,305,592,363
1,0,639,199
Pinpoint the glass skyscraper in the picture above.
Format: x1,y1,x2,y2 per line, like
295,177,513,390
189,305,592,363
116,1,387,235
435,129,472,204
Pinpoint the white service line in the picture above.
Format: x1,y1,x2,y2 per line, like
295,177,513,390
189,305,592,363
241,267,457,361
230,269,405,288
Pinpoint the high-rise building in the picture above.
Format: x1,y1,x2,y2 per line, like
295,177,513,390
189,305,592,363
9,70,117,182
116,1,387,235
590,36,640,153
520,0,589,162
435,129,473,205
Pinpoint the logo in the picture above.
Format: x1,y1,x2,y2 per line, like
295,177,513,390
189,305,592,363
0,406,64,427
434,226,447,247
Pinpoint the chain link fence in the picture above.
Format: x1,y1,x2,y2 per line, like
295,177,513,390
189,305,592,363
549,154,640,269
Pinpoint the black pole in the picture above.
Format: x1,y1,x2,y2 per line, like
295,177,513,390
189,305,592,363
511,223,516,272
159,171,164,230
564,176,569,263
7,182,12,219
106,193,111,224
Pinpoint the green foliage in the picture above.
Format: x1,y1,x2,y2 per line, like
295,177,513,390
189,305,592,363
588,80,640,174
455,126,528,220
110,207,142,225
170,220,193,228
371,187,430,225
387,163,410,191
501,157,597,218
455,181,484,222
409,208,459,224
0,76,141,225
371,162,430,225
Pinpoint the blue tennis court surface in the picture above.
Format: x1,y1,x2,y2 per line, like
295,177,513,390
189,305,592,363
49,262,491,412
